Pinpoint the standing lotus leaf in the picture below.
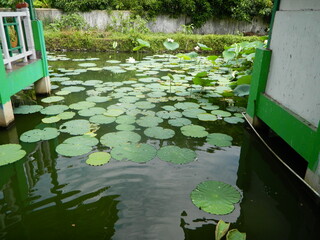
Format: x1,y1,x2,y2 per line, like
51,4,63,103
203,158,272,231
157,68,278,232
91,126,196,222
181,124,208,138
59,119,92,135
191,180,241,215
144,127,175,140
0,144,26,166
14,105,43,114
157,146,197,164
86,152,111,166
100,131,141,148
40,105,69,115
20,128,60,143
206,133,233,147
111,143,157,163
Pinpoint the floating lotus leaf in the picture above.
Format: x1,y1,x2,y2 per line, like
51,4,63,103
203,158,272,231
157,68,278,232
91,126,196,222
78,63,97,67
224,117,245,124
86,96,111,103
119,96,139,103
174,102,199,110
181,124,208,138
168,117,192,127
111,69,127,74
111,143,157,163
82,80,103,86
78,107,106,117
190,180,241,215
162,105,176,111
56,142,92,157
134,101,155,109
136,116,163,127
69,101,96,110
55,90,71,96
144,127,175,139
116,124,135,131
147,91,166,98
226,229,246,240
206,133,233,147
0,144,26,166
104,109,124,117
20,128,59,143
57,111,76,120
41,96,64,103
226,106,246,113
59,119,91,135
211,110,232,117
42,116,61,123
86,152,111,166
201,104,219,111
157,146,197,164
61,86,86,92
89,115,115,124
61,80,83,86
40,105,69,115
106,60,121,64
116,115,136,124
139,77,160,83
182,108,206,118
156,110,182,119
64,135,99,146
197,113,217,121
14,105,43,114
100,131,141,147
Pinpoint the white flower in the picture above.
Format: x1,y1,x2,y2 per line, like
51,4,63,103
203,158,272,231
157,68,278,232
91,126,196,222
167,38,174,43
126,57,136,63
194,46,200,51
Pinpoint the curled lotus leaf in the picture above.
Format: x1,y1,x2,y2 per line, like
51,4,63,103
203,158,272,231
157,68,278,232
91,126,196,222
69,101,96,110
89,115,116,124
14,105,43,114
59,119,92,135
86,152,111,166
40,105,69,115
157,146,197,164
136,116,163,127
191,180,241,215
100,131,141,148
144,127,175,140
20,128,60,143
41,96,64,103
181,124,208,138
206,133,233,147
111,143,157,163
0,144,26,166
168,117,192,127
78,107,106,117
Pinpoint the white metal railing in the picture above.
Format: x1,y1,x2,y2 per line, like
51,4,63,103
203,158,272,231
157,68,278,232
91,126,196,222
0,8,36,70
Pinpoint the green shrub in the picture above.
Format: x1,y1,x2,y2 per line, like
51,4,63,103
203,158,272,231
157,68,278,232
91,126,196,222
48,13,87,31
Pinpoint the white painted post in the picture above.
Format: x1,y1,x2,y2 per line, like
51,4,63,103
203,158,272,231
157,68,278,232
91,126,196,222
34,76,51,95
0,100,15,127
16,15,28,63
0,17,12,69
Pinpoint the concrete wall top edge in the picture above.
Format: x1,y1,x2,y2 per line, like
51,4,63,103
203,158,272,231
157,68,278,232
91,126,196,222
280,0,320,11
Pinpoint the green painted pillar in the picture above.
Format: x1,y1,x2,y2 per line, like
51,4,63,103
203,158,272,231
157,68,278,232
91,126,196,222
26,0,37,20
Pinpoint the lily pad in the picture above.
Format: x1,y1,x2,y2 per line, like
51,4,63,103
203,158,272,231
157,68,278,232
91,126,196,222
206,133,233,147
100,131,141,148
191,180,241,215
134,101,155,109
174,102,199,110
116,115,136,125
78,107,106,117
144,127,175,139
226,229,246,240
156,110,182,119
181,125,208,138
57,111,76,120
82,80,103,86
182,108,206,118
89,115,115,124
197,113,217,121
59,119,92,135
104,109,124,117
116,124,135,131
69,101,96,110
20,128,59,143
42,116,61,124
14,105,43,114
111,143,157,163
56,135,98,157
78,63,97,67
86,152,111,166
61,86,86,93
211,110,232,117
157,146,197,164
40,105,69,115
168,117,192,127
224,117,245,124
136,116,163,127
0,144,26,166
41,96,64,103
86,96,111,103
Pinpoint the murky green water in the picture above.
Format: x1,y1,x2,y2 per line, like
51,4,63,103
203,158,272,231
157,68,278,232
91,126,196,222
0,52,319,240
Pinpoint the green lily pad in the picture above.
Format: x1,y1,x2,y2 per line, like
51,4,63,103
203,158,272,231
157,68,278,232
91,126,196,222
224,117,245,124
206,133,233,147
78,63,97,67
14,105,43,114
226,229,246,240
20,128,59,143
134,101,155,109
201,104,219,111
162,105,176,111
64,135,99,146
144,127,175,139
116,124,135,131
86,152,111,166
168,117,192,127
157,146,197,164
55,90,71,96
111,143,157,163
174,102,199,110
136,116,163,127
211,110,232,117
156,110,182,119
100,131,141,148
104,109,124,117
42,116,61,124
69,101,96,110
197,113,217,121
41,96,64,103
61,86,86,93
116,115,136,124
57,111,76,120
56,135,98,157
86,96,111,103
78,107,106,117
181,124,208,138
0,144,26,166
59,119,92,135
40,105,69,115
89,115,116,124
191,180,241,215
182,108,206,118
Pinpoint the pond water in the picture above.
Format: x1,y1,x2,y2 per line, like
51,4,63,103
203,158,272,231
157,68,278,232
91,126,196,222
0,52,319,240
